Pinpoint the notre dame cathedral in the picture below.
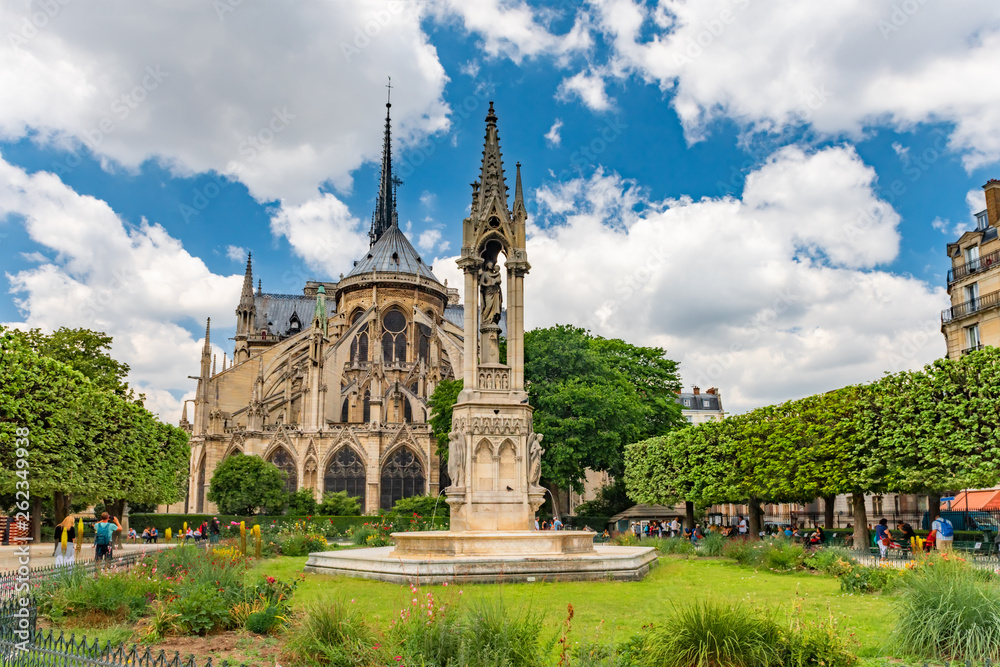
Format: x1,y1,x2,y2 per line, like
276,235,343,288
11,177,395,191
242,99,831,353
174,96,521,515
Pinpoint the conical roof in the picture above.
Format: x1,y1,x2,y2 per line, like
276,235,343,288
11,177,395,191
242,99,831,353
345,222,439,282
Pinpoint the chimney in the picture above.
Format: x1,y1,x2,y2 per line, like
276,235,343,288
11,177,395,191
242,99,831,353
706,387,718,395
692,386,700,395
985,179,1000,228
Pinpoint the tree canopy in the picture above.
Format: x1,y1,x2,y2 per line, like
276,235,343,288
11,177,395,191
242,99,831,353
0,327,189,531
207,454,288,515
625,348,1000,544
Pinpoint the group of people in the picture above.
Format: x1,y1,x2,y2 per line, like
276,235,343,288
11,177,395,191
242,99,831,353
627,516,753,542
53,512,122,565
182,519,221,544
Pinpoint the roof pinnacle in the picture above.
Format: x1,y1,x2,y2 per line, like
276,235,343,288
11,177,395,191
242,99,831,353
370,79,397,247
203,318,211,354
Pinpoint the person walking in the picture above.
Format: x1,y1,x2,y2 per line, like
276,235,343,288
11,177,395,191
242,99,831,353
210,517,221,544
94,512,121,562
53,516,77,566
932,514,954,551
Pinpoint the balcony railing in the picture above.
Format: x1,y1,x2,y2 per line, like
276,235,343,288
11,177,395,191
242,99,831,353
962,343,985,356
948,249,1000,284
942,289,1000,324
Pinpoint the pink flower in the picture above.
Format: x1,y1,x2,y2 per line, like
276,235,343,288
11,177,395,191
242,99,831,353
395,657,402,662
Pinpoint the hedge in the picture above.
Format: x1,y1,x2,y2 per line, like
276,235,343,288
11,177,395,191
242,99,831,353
129,514,447,534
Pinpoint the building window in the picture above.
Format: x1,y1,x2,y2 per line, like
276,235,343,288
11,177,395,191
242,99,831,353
350,310,368,364
418,323,432,363
267,447,298,494
965,245,980,269
702,399,710,408
324,447,366,513
683,398,691,406
965,282,980,304
380,448,425,510
966,324,981,351
362,389,371,422
685,415,693,423
382,309,407,364
977,210,989,230
873,495,884,515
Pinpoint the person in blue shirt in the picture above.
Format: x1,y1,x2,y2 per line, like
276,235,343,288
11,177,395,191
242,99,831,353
874,518,890,558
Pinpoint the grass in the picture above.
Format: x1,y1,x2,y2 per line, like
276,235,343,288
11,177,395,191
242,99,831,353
252,556,893,658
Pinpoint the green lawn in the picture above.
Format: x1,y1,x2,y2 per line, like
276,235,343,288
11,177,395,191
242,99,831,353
254,555,894,658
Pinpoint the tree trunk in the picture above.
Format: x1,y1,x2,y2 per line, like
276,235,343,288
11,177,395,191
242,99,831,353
31,496,42,543
684,501,695,530
927,493,941,528
852,494,869,550
546,483,562,522
748,497,763,539
53,491,72,526
823,495,835,529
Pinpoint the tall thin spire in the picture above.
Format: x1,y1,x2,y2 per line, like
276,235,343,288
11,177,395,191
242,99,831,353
370,77,397,246
477,101,509,214
203,318,211,354
240,252,254,302
513,162,525,215
212,354,217,375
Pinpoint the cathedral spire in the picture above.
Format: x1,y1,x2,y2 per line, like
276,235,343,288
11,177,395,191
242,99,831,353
513,162,525,215
203,318,211,354
240,252,254,302
370,78,397,246
477,101,509,217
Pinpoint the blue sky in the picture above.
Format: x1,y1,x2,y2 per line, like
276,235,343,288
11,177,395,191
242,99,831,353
1,0,997,419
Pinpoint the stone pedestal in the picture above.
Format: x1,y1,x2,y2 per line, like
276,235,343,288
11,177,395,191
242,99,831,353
304,543,657,585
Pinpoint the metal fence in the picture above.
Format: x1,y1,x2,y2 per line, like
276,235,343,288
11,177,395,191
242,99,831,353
0,552,147,600
712,509,1000,533
0,597,244,667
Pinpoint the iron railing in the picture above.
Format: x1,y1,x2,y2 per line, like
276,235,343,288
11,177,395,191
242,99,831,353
948,248,1000,284
942,289,1000,324
0,552,146,600
962,343,985,355
0,592,243,666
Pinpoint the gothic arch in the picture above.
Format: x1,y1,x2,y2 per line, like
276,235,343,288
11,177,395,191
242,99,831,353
380,426,428,471
324,446,367,513
498,439,517,492
474,438,494,492
266,446,298,494
379,445,425,511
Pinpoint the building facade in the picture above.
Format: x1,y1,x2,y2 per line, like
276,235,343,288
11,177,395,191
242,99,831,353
942,179,1000,358
173,99,471,515
677,386,724,424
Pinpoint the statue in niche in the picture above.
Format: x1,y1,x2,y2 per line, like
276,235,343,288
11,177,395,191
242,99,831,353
448,430,467,488
480,261,502,325
527,432,544,488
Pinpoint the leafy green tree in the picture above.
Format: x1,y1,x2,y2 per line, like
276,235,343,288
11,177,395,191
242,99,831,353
316,490,362,516
26,327,132,397
207,455,288,515
428,378,463,460
287,488,319,515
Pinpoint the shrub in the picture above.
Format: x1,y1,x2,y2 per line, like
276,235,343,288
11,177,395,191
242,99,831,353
458,597,544,667
722,539,763,567
761,540,806,572
697,532,726,557
641,601,855,667
804,547,858,576
893,555,1000,661
277,532,329,556
167,583,231,635
286,488,318,515
350,525,377,546
246,606,282,635
658,537,697,556
285,598,389,667
839,565,903,594
317,491,362,516
642,601,784,667
384,494,450,518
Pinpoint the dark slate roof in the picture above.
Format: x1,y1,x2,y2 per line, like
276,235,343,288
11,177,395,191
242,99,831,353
254,293,325,337
676,392,723,412
345,223,438,281
443,304,507,336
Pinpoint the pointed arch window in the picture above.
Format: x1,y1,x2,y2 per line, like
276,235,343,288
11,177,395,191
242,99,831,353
382,309,407,364
351,310,369,364
341,398,349,423
380,448,425,510
362,388,371,423
404,398,412,423
267,447,298,494
324,447,366,513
